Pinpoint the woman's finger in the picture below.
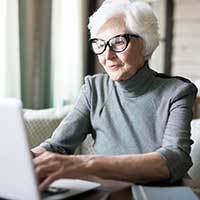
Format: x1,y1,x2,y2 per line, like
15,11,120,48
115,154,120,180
39,168,63,191
36,159,62,182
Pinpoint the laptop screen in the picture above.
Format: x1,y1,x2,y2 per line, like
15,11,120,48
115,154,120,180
0,98,100,200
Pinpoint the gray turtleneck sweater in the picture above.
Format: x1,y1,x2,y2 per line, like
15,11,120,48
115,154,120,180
40,65,197,182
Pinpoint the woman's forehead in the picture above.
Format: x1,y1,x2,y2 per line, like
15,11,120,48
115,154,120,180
96,16,127,40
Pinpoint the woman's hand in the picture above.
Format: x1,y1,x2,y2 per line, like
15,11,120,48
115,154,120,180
33,151,92,191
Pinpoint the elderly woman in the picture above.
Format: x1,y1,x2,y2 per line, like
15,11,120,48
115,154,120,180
33,0,197,191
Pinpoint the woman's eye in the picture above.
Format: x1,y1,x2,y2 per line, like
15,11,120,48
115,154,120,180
96,41,105,49
98,43,105,48
115,40,124,45
112,38,125,46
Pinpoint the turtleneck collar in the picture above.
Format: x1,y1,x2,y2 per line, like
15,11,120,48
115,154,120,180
114,62,156,97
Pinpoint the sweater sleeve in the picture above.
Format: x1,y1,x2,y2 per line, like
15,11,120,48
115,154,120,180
156,82,197,182
40,76,92,154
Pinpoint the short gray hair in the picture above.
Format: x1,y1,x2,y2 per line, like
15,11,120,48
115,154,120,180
88,0,159,60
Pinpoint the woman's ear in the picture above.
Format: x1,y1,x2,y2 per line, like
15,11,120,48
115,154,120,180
139,39,147,60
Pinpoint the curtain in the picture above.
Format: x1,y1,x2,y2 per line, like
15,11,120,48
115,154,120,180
0,0,20,98
51,0,85,106
0,0,7,97
19,0,86,108
1,0,89,108
19,0,52,109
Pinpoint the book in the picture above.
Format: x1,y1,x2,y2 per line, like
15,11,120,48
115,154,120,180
132,185,199,200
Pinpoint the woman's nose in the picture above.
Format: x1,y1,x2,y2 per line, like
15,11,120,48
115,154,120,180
104,46,116,60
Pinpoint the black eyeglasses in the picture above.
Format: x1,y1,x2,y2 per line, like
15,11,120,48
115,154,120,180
89,33,140,55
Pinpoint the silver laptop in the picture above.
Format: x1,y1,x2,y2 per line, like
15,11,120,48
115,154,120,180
0,98,100,200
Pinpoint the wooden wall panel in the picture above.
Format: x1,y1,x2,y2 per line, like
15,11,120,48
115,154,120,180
172,0,200,84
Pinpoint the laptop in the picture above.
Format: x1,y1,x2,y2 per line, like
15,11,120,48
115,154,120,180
0,98,100,200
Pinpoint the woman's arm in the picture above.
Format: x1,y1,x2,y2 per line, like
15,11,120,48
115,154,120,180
87,153,170,182
32,81,92,155
34,152,169,191
155,82,197,182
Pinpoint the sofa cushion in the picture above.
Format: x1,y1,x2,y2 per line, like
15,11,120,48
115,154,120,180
189,119,200,181
23,105,73,148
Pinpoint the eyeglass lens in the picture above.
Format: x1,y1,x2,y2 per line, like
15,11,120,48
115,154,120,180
110,36,127,51
91,34,129,55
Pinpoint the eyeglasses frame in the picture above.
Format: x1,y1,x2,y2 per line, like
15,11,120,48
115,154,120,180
89,33,140,55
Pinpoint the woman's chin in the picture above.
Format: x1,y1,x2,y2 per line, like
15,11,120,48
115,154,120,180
108,73,123,81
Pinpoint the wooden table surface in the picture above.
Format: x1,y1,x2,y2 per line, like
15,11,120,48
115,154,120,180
0,178,200,200
66,178,200,200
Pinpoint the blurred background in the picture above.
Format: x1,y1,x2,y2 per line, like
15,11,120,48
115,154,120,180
0,0,200,115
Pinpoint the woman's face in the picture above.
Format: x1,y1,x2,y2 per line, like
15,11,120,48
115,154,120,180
96,16,145,81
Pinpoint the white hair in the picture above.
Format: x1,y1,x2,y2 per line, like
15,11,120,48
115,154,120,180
88,0,159,60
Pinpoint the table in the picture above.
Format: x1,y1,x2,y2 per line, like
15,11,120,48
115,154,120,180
0,178,200,200
68,178,200,200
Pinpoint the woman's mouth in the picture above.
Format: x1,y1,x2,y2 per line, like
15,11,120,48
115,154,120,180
106,65,121,71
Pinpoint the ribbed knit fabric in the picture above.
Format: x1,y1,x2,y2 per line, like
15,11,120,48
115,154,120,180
41,64,197,182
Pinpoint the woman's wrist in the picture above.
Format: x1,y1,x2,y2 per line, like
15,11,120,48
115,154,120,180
31,146,46,157
81,155,112,179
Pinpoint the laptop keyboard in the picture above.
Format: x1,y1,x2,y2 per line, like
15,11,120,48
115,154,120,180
42,186,70,198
